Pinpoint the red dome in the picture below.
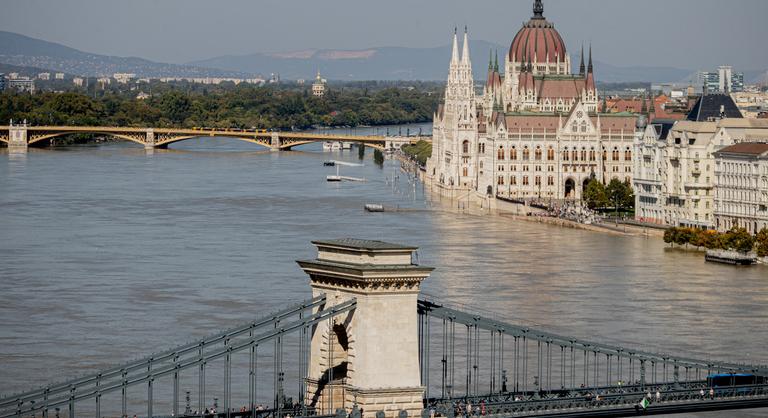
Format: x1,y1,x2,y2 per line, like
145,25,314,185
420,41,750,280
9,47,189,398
509,18,567,64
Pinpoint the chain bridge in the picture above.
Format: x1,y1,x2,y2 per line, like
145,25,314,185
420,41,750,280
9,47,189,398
2,239,766,418
0,123,427,152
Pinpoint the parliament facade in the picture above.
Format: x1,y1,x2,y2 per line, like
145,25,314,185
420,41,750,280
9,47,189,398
425,0,640,202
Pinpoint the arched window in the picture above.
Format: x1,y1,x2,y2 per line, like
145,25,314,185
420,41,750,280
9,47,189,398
563,147,569,161
572,149,578,161
612,147,620,161
523,147,530,160
603,148,607,161
625,148,632,161
580,147,587,161
497,146,505,160
589,148,596,161
535,146,542,161
547,147,555,161
462,140,469,154
510,146,517,160
462,167,468,177
571,123,578,133
580,121,587,133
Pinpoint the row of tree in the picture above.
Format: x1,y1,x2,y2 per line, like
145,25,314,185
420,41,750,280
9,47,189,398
582,178,635,212
0,84,440,131
664,226,768,256
400,140,432,166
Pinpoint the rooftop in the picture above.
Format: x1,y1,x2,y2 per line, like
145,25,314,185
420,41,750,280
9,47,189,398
311,238,417,251
715,142,768,156
687,94,743,122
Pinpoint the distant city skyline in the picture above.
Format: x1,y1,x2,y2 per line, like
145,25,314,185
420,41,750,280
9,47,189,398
2,0,767,71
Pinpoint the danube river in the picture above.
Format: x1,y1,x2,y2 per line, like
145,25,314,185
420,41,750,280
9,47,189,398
1,128,766,417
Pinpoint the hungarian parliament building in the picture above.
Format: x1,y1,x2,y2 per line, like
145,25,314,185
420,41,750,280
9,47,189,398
425,0,638,201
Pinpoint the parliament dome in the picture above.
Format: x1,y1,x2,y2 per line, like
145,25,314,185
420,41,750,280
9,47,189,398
509,0,567,63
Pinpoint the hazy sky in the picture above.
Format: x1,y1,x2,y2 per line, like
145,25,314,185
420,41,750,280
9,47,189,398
2,0,767,70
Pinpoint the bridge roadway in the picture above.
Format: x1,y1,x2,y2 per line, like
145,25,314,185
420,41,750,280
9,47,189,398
0,124,430,151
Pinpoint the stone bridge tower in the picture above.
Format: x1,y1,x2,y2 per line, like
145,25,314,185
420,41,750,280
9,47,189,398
297,239,433,417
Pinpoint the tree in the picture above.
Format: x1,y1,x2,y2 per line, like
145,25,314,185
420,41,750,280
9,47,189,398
160,91,192,125
373,149,384,166
583,179,608,210
622,180,635,209
663,228,677,246
605,178,630,215
726,227,756,254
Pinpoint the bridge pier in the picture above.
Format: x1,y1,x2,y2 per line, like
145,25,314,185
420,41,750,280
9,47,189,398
270,133,280,151
298,239,433,418
8,122,28,153
144,129,156,150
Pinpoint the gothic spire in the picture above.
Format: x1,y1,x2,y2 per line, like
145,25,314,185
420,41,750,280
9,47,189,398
494,50,499,72
461,27,471,64
450,27,459,64
587,44,593,73
533,0,544,19
640,95,648,114
579,44,585,76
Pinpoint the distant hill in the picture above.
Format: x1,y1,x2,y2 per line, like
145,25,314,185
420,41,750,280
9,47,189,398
1,30,763,84
0,31,246,78
189,41,506,81
190,42,702,84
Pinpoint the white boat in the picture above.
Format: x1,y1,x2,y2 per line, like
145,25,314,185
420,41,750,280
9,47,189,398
326,175,342,182
323,141,342,151
342,142,353,150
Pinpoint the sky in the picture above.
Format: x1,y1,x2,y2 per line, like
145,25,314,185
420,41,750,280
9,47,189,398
2,0,767,71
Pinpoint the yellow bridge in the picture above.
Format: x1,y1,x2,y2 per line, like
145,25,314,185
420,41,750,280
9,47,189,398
0,124,430,152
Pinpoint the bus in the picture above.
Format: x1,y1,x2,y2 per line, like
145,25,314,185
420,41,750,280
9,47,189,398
707,373,764,389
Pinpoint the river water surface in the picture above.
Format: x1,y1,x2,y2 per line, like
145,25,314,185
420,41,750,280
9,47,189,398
1,130,766,417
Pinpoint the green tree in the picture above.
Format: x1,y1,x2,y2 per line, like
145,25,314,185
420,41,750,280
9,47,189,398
605,178,630,215
583,179,608,210
756,227,768,257
373,149,384,166
663,227,677,246
160,91,192,125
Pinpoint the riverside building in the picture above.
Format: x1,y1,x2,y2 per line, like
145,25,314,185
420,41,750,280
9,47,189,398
713,143,768,234
633,93,768,228
425,0,639,203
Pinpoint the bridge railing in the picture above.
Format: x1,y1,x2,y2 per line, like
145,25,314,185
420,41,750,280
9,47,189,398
417,296,768,403
0,296,357,418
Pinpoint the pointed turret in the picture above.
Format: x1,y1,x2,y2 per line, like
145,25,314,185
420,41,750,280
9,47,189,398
533,0,544,19
450,27,460,64
579,45,585,76
488,49,493,71
585,44,596,92
494,51,499,73
461,27,471,64
640,95,648,114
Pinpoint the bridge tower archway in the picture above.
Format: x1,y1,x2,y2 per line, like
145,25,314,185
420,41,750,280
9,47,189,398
297,239,433,418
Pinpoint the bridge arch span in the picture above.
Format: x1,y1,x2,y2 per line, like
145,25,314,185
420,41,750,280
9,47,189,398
280,140,385,151
154,135,272,149
26,131,147,147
